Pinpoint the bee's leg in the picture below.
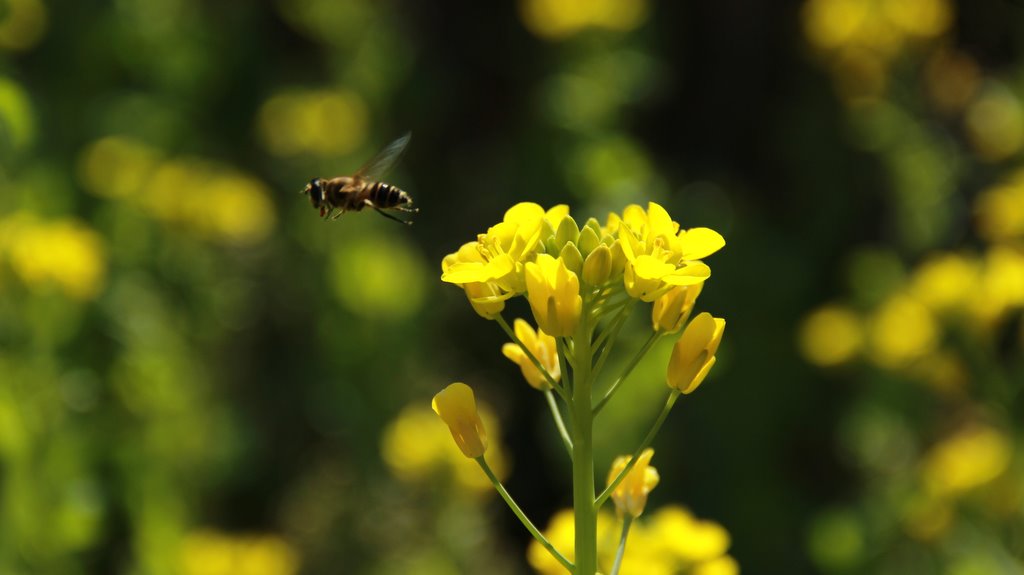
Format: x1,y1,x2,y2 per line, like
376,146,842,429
331,209,345,220
365,199,412,225
394,206,420,213
323,207,335,219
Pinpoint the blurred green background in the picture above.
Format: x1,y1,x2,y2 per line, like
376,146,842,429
1,0,1023,573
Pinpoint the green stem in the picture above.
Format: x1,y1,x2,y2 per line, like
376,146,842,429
593,332,662,415
591,303,638,383
476,457,574,573
557,337,574,397
610,515,634,575
496,314,567,402
571,315,598,575
545,389,574,458
595,390,679,509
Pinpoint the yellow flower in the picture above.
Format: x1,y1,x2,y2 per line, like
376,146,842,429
431,383,488,458
616,203,720,301
667,312,725,394
524,253,582,337
502,319,560,390
1,214,107,300
798,304,863,367
607,448,659,518
441,203,568,297
694,555,740,575
180,530,300,575
381,404,508,494
651,283,703,333
921,425,1011,497
649,506,731,563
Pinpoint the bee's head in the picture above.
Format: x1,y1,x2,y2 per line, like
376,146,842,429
303,178,323,208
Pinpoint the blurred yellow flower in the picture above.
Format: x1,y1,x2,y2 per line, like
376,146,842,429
0,76,35,151
180,530,299,575
524,253,582,337
802,0,952,104
921,425,1011,497
975,173,1024,242
0,0,48,52
867,294,938,368
78,136,164,199
693,555,740,575
969,245,1024,325
908,252,978,312
519,0,649,40
0,214,106,300
257,89,369,157
381,404,508,493
607,448,659,518
798,304,863,367
78,137,277,245
649,506,732,563
432,382,488,459
667,312,725,394
965,83,1024,163
527,505,737,575
502,318,560,390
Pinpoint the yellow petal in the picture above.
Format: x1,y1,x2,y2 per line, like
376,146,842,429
679,227,725,260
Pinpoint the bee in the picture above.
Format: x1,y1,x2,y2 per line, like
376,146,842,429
301,133,418,225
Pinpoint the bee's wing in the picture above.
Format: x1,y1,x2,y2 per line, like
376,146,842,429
353,132,411,180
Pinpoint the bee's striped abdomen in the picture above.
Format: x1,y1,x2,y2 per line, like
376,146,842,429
369,182,406,208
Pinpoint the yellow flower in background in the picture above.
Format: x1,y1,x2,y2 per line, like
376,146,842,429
798,304,863,367
693,555,740,575
432,382,488,459
968,245,1024,325
519,0,649,40
0,214,106,300
0,0,48,52
180,530,299,575
649,506,732,563
667,312,725,394
921,425,1011,498
652,283,703,334
502,319,560,390
607,448,659,518
867,293,938,368
381,404,508,493
78,136,277,245
527,505,737,575
257,89,368,157
975,171,1024,242
965,83,1024,163
524,253,582,336
908,252,978,312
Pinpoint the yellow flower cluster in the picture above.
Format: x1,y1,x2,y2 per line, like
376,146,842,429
256,89,369,157
800,243,1024,380
975,168,1024,242
802,0,952,102
0,213,107,300
528,506,737,575
441,202,724,327
78,136,276,245
381,399,509,493
519,0,649,40
179,530,300,575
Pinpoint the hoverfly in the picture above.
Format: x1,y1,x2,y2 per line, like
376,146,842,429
301,133,418,225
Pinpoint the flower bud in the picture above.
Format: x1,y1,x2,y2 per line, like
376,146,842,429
607,448,659,518
583,244,613,286
559,242,584,276
577,226,601,258
432,382,488,458
525,254,582,336
501,319,560,390
554,215,580,249
652,283,704,333
667,312,725,394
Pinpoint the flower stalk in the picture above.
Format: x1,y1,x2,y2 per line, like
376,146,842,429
435,202,728,574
